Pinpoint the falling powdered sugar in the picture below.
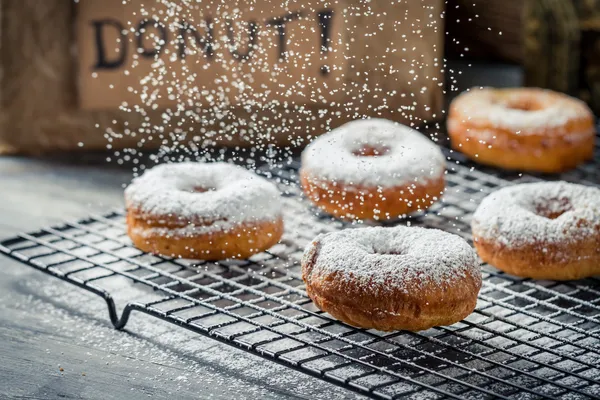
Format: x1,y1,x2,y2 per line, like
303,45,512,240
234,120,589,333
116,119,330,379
472,181,600,247
302,225,479,295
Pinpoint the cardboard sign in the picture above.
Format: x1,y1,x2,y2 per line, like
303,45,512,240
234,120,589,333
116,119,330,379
77,0,346,110
0,0,444,154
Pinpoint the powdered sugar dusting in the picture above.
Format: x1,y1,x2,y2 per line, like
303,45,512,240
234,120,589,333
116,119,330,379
300,119,445,187
451,87,594,134
472,181,600,247
125,162,282,228
303,226,479,294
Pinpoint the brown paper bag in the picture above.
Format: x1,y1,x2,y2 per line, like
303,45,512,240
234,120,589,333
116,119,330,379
0,0,444,154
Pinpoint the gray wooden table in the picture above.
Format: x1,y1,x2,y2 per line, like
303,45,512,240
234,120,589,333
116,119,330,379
0,63,522,400
0,156,367,400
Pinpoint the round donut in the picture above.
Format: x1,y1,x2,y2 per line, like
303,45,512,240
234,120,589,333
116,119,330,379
447,87,595,173
300,119,446,220
472,181,600,280
301,226,481,331
125,162,284,260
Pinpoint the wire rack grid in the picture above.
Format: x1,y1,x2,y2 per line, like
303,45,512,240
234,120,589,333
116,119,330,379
1,144,600,399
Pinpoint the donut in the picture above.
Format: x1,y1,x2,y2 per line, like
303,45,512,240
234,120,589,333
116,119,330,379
125,162,284,260
447,87,595,173
300,119,446,220
301,226,481,331
472,181,600,280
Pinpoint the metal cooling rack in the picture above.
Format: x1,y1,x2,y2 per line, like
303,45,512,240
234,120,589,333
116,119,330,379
2,151,600,399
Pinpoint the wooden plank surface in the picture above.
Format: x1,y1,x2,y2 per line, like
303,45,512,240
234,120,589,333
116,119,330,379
0,155,361,400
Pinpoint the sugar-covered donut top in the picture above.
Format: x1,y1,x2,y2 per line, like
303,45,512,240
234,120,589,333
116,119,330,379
301,119,446,187
125,162,282,226
302,226,480,293
472,181,600,247
450,87,594,134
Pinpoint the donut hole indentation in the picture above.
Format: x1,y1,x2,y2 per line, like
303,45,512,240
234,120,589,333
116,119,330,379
502,96,545,112
188,186,217,193
371,244,404,256
534,197,573,220
352,145,390,157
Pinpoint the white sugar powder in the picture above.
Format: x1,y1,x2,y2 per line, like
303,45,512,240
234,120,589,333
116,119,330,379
472,181,600,247
301,119,446,187
125,162,283,232
303,225,479,295
451,88,594,134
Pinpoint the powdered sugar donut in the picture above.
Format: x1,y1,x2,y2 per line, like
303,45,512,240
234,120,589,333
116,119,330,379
448,87,595,173
302,226,481,331
300,119,446,220
472,181,600,280
125,162,283,259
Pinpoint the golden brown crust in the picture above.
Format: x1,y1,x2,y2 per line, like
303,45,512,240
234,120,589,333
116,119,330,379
302,243,481,332
447,119,595,173
126,209,284,260
447,91,596,173
473,235,600,280
299,171,445,220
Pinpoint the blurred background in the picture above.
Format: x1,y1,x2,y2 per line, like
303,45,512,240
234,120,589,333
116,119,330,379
1,0,598,156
